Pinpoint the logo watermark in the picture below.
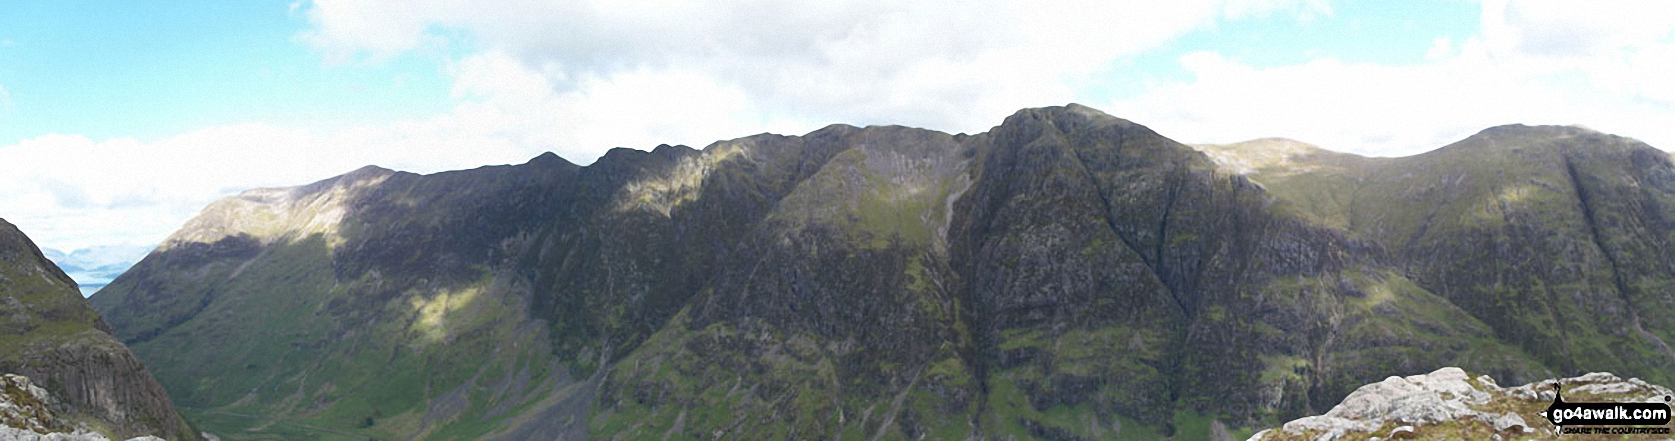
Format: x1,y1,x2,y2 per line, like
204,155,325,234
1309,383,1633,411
1538,383,1672,436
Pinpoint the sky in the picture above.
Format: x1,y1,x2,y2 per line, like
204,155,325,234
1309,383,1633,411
3,0,1674,290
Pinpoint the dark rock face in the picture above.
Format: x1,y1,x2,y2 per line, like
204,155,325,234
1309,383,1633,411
88,105,1670,440
0,219,197,441
940,107,1543,434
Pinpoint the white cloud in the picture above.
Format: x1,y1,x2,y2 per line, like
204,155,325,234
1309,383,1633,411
1485,0,1675,59
1,128,310,251
297,0,1332,134
1104,0,1675,156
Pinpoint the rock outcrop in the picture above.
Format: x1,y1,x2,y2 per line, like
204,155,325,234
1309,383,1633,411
1251,367,1674,440
0,374,166,441
0,219,196,441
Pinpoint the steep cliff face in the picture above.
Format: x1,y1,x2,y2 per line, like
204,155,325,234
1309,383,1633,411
938,107,1543,437
0,219,197,440
0,373,169,441
89,105,1659,440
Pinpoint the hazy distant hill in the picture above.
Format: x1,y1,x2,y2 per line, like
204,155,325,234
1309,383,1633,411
88,105,1673,440
42,244,156,296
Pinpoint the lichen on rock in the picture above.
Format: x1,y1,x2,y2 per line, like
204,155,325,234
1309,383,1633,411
0,373,168,441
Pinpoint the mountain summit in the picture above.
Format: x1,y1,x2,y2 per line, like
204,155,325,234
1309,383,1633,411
89,105,1675,440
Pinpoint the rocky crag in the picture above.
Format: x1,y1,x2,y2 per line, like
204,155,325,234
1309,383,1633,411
89,105,1675,439
1,374,167,441
1251,367,1674,440
0,219,197,440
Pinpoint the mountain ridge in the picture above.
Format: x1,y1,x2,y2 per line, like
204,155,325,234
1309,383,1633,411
90,104,1672,440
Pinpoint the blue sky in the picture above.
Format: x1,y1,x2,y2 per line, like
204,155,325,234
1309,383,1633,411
0,1,453,143
2,0,1673,295
1,1,1487,145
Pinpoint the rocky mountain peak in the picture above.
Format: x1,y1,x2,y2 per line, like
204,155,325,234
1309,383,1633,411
0,220,76,287
345,163,394,177
524,151,576,168
1474,123,1595,138
1435,123,1609,155
649,143,697,157
999,103,1137,133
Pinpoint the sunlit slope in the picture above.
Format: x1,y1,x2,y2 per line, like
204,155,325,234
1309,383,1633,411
90,157,595,440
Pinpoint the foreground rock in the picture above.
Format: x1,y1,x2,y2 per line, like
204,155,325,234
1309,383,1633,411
0,374,165,441
1251,367,1675,440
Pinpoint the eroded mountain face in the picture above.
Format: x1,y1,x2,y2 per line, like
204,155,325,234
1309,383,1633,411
0,219,197,441
88,105,1670,440
1197,126,1675,391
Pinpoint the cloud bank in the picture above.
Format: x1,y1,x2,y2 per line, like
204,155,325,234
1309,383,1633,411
1107,0,1675,156
299,0,1325,133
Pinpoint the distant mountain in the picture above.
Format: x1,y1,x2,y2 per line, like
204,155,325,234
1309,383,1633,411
89,105,1674,440
41,244,155,296
0,218,198,440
